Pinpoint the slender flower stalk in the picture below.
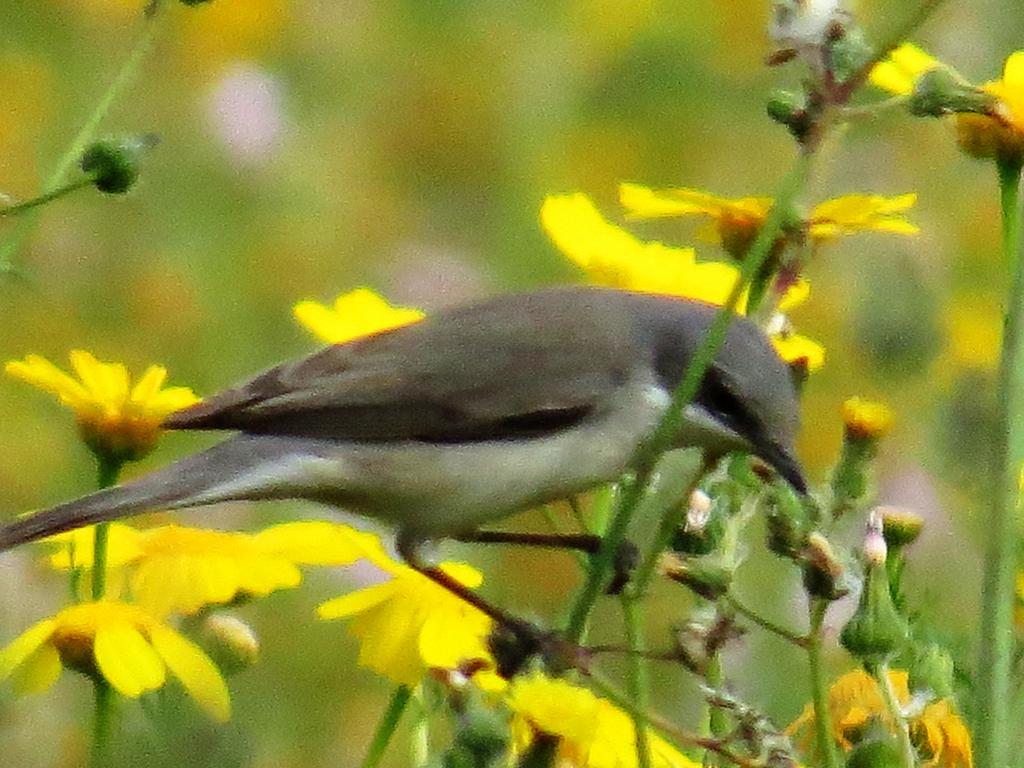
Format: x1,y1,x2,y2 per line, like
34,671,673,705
620,595,651,768
360,686,412,768
806,600,839,768
90,454,126,768
0,4,167,273
0,177,97,217
974,155,1024,768
872,662,915,768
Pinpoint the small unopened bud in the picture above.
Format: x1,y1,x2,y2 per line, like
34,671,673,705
80,135,156,195
845,736,905,768
877,506,924,549
802,532,849,600
842,397,893,442
909,68,996,119
908,644,955,700
199,614,260,673
659,552,731,600
840,559,909,661
863,510,887,565
672,490,724,556
767,90,813,142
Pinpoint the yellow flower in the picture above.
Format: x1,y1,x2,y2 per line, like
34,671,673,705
787,669,972,768
842,397,894,441
293,287,425,345
5,351,199,462
541,193,824,371
47,522,370,618
869,43,943,96
508,672,700,768
317,551,497,688
957,51,1024,161
542,193,754,309
619,184,918,255
0,601,230,721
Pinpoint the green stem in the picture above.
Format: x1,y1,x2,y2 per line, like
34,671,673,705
562,154,813,646
974,156,1024,768
872,662,915,768
703,655,729,767
89,454,123,768
621,595,651,768
91,456,123,601
723,594,806,647
806,599,840,768
0,177,97,217
91,680,115,768
360,686,412,768
0,5,166,272
629,459,707,597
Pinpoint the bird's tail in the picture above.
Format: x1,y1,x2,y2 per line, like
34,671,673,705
0,435,306,553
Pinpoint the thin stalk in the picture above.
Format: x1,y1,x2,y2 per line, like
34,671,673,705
89,453,123,768
806,599,840,768
0,4,166,272
873,662,915,768
562,154,813,646
703,655,729,767
723,594,806,648
360,686,412,768
974,156,1024,768
0,177,96,217
91,681,115,768
621,594,651,768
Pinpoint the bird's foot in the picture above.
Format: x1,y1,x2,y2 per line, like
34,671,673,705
488,619,588,678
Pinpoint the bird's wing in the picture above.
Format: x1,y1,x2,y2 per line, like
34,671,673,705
164,288,636,442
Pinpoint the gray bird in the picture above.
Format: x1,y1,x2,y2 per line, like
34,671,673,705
0,286,805,568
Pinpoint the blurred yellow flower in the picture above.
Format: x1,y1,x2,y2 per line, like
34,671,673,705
869,43,943,96
508,672,700,768
48,521,370,618
5,351,199,462
542,193,747,308
842,397,894,441
318,554,497,688
0,601,230,721
293,288,425,345
541,193,824,371
787,669,972,768
957,51,1024,161
619,184,918,254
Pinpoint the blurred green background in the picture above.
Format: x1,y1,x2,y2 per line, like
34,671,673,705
2,0,1023,765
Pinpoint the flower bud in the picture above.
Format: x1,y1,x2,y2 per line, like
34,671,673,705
908,68,996,118
659,552,732,600
842,398,893,442
877,506,924,549
199,614,260,673
802,532,849,600
763,483,811,558
672,490,725,556
845,735,905,768
908,644,955,700
840,560,909,661
80,135,156,195
767,90,813,142
863,510,887,566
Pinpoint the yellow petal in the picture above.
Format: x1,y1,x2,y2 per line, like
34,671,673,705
0,619,57,682
293,289,424,345
772,334,826,372
252,521,372,565
129,365,168,403
149,623,231,721
94,623,166,697
1002,51,1024,93
777,277,810,312
5,356,91,407
317,582,396,619
11,643,62,695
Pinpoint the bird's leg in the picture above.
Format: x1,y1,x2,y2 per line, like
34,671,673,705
396,532,582,677
452,530,638,595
